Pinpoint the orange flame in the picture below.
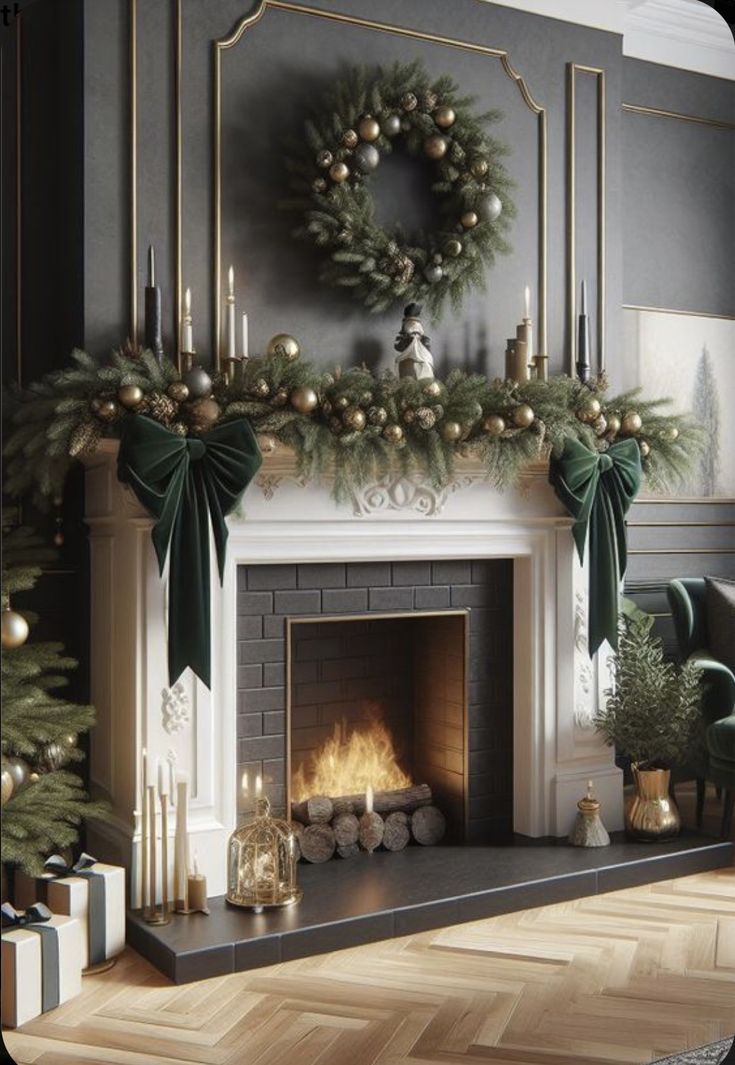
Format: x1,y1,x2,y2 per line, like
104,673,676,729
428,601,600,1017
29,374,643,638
291,714,411,802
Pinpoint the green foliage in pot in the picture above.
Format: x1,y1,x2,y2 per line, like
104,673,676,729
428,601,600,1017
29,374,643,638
594,610,703,770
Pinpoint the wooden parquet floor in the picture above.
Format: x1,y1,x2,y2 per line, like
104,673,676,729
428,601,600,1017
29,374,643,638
4,868,734,1065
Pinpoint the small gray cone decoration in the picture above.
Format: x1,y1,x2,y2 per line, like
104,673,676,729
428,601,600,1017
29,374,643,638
568,780,610,847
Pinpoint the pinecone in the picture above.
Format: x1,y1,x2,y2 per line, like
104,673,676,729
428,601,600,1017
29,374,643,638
68,420,102,457
421,90,439,112
139,390,178,425
416,406,437,430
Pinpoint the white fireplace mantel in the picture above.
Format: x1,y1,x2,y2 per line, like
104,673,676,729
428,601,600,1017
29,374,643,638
84,440,623,904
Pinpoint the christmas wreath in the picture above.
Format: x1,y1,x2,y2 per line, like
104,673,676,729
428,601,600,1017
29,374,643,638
287,60,515,316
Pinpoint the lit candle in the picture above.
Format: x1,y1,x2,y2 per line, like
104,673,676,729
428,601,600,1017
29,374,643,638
255,774,262,798
226,265,237,360
182,287,194,354
366,784,374,815
241,313,249,361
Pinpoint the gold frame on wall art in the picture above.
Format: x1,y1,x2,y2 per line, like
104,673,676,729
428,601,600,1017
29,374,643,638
212,0,548,368
566,62,606,376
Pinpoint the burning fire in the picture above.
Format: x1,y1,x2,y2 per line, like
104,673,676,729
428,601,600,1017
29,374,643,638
292,714,411,802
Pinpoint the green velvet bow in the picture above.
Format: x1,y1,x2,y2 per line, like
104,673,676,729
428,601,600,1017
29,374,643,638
549,436,641,655
118,415,262,687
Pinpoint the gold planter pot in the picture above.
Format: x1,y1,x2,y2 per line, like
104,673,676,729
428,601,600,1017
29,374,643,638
625,765,681,841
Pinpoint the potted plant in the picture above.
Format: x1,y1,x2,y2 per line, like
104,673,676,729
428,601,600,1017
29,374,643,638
594,605,703,840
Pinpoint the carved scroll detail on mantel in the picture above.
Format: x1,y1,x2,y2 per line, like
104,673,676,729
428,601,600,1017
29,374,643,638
161,682,190,734
573,590,596,730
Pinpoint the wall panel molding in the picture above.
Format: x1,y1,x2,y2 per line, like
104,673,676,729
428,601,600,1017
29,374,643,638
622,102,735,131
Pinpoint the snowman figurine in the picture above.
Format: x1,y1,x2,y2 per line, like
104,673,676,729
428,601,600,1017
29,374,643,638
394,303,435,381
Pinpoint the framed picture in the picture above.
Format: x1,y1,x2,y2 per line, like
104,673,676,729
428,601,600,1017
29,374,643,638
623,307,735,499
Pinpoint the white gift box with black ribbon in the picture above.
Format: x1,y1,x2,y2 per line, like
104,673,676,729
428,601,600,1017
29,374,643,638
14,854,125,970
1,903,83,1028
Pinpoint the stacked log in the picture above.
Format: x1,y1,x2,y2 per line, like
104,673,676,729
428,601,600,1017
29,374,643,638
292,785,445,861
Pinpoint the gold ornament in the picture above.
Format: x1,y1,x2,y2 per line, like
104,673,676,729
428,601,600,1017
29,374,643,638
118,384,144,408
266,333,301,361
403,408,416,425
97,399,119,422
272,388,289,407
316,149,333,168
2,607,29,650
167,381,190,403
312,177,327,193
424,380,442,397
357,115,380,142
416,406,437,430
577,397,602,423
329,161,349,183
444,238,462,258
482,414,506,436
170,421,188,436
434,105,456,129
187,397,221,433
664,426,679,441
42,743,67,771
441,420,462,442
424,134,448,160
29,772,40,783
252,379,271,398
334,396,349,411
382,424,404,444
461,211,478,229
512,404,535,428
639,440,651,458
470,158,488,178
368,406,387,426
342,128,358,149
593,414,608,436
400,91,418,112
621,412,642,434
1,767,13,806
68,420,101,458
290,386,318,414
606,413,621,436
343,406,367,431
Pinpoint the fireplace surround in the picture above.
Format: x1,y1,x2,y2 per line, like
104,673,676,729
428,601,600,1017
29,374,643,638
83,442,626,905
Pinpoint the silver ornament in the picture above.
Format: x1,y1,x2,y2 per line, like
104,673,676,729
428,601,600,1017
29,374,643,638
424,263,443,284
6,757,29,789
477,192,502,223
381,114,401,137
354,143,380,173
183,366,213,399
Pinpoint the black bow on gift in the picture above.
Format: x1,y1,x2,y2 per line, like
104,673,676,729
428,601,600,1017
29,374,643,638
1,901,53,928
44,853,97,877
1,901,61,1012
118,415,262,687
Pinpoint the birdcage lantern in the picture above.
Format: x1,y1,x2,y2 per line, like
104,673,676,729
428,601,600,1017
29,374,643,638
226,797,303,912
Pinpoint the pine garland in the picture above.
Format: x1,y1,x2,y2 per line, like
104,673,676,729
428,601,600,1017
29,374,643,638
284,60,515,316
3,344,700,510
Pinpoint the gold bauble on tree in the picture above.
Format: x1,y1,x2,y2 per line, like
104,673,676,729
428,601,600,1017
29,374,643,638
511,404,535,428
577,397,601,423
342,406,367,431
444,238,462,258
368,406,387,426
471,158,488,178
424,380,442,398
290,386,318,414
97,399,119,422
461,211,478,229
252,379,271,398
341,128,358,148
2,607,29,650
382,424,404,444
266,333,301,361
424,134,448,160
329,161,350,183
6,757,29,789
606,413,621,436
434,105,456,129
441,420,462,442
621,411,642,435
187,397,221,433
118,384,144,409
167,381,190,403
357,115,380,142
483,414,506,436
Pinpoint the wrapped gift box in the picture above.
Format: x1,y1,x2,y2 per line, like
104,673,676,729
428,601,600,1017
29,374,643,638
1,905,82,1028
15,855,125,970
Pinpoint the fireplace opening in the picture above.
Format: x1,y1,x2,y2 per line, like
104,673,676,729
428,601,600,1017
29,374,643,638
287,612,468,841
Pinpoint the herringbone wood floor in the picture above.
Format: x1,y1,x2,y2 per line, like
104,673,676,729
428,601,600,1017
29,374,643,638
3,867,734,1065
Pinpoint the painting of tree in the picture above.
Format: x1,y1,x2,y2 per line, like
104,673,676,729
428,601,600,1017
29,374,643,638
691,345,721,496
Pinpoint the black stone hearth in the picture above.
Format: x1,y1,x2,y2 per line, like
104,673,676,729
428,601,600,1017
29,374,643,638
127,834,733,983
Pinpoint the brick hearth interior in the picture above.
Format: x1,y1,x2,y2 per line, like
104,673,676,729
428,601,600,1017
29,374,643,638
237,560,513,842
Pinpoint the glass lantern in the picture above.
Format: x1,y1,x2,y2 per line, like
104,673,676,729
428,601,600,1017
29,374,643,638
226,797,302,912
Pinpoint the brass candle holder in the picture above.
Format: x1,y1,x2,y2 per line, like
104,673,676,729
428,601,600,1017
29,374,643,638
143,783,170,926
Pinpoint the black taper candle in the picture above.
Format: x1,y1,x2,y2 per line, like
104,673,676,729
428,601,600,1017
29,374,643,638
144,245,164,365
576,279,591,384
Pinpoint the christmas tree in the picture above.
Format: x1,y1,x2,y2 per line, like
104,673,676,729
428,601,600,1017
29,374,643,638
691,345,721,496
1,524,107,875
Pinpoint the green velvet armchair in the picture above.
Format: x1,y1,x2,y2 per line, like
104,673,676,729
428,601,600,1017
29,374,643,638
667,578,735,836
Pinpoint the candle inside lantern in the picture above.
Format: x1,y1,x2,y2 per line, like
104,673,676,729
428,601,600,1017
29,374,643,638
255,774,262,798
144,245,164,365
226,265,237,360
366,784,374,815
182,287,194,354
241,313,249,360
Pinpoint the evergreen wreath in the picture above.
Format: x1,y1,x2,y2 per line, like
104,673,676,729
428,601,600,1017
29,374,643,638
4,344,699,510
286,60,515,316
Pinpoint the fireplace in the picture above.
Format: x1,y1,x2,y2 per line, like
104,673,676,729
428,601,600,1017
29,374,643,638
236,560,514,846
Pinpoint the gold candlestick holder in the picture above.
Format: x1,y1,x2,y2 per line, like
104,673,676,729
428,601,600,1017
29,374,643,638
144,784,170,926
533,354,549,382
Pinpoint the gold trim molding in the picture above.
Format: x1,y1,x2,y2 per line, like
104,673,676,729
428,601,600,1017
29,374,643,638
213,0,548,368
623,303,735,322
567,62,606,375
622,102,735,132
15,13,22,385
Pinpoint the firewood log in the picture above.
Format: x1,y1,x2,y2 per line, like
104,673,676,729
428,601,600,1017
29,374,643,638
290,794,334,825
299,823,336,863
291,784,430,822
332,812,359,848
358,811,384,853
411,805,446,846
289,821,304,862
383,811,410,852
336,843,360,859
